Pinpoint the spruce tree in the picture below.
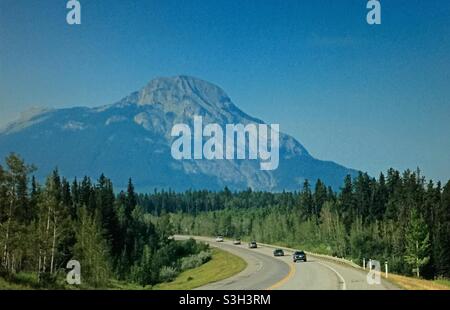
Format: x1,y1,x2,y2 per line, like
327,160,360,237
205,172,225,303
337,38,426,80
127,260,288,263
435,181,450,277
339,175,354,231
404,208,431,277
313,179,328,217
300,180,313,218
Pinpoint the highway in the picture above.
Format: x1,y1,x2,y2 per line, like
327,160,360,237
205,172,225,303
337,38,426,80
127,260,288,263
176,236,400,290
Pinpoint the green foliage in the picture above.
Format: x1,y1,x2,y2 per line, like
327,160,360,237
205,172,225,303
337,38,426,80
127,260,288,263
154,248,246,290
130,245,154,286
0,154,213,289
161,170,450,280
404,209,431,277
74,207,111,287
180,251,212,271
1,152,449,287
159,266,178,283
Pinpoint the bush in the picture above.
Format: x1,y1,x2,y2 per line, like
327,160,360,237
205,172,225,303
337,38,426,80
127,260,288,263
180,255,202,271
159,266,178,282
180,250,212,271
177,239,210,257
38,272,58,288
197,250,212,264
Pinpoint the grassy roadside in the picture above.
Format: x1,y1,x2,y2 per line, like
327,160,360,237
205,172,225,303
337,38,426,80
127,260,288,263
0,273,149,290
0,248,246,290
153,248,247,290
384,274,450,290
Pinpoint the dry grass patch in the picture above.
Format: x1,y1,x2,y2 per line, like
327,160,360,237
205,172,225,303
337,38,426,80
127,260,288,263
386,274,450,290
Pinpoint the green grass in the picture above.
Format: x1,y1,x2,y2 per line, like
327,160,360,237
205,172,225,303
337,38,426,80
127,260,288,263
0,275,34,290
105,279,151,290
153,248,247,290
1,248,246,291
0,272,74,290
434,279,450,288
0,273,153,290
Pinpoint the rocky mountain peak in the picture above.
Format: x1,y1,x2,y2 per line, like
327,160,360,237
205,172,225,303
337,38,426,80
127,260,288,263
137,75,231,108
0,76,358,191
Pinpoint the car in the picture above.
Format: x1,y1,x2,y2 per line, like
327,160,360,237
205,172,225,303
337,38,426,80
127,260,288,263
248,241,257,248
293,251,307,262
215,236,224,242
233,239,241,245
273,249,284,257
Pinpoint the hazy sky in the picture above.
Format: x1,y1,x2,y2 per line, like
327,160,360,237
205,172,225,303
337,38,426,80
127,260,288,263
0,0,449,182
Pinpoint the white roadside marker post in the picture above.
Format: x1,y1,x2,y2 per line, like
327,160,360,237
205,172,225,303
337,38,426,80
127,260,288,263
385,261,388,278
363,258,366,270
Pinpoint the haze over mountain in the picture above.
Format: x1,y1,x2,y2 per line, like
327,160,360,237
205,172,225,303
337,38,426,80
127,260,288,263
0,76,358,191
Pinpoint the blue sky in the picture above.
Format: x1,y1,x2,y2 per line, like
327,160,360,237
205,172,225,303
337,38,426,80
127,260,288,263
0,0,449,182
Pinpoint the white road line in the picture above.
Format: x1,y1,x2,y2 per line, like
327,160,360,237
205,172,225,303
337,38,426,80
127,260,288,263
256,261,263,271
316,261,347,290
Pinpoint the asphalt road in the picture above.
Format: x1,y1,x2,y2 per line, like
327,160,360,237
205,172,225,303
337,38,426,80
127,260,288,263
176,236,400,290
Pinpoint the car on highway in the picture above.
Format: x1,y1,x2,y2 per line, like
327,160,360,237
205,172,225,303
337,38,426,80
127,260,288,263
248,241,257,248
293,251,307,262
216,236,224,242
233,239,241,245
273,249,284,257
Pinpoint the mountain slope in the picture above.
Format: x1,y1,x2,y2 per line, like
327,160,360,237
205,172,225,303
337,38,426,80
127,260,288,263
0,76,357,191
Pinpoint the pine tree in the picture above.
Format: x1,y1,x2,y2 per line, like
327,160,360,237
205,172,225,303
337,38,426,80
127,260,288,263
80,176,92,209
96,174,120,256
353,172,371,219
127,178,137,214
313,179,328,217
339,175,354,231
372,173,388,221
300,180,313,218
131,244,154,286
434,181,450,277
404,208,431,277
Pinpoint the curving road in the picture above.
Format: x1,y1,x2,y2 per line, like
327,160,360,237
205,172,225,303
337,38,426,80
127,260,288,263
176,236,400,290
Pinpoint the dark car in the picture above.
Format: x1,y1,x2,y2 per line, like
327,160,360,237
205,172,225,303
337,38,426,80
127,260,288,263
248,241,257,249
293,251,307,262
273,249,284,257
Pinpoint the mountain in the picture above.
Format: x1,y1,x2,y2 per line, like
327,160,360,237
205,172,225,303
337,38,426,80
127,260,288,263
0,76,358,191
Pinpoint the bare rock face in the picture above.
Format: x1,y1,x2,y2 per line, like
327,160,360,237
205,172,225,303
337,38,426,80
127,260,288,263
0,76,357,191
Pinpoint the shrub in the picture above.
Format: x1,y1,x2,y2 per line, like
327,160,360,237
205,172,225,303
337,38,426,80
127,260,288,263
159,266,178,282
180,250,212,271
197,250,212,264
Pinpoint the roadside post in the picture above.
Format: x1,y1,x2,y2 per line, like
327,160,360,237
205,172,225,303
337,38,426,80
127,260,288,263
363,258,366,270
385,261,388,278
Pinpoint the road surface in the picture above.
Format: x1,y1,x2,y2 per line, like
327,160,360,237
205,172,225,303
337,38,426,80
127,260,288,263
176,236,400,290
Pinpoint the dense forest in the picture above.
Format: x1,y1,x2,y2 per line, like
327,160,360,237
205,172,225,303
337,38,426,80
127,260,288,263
0,154,210,288
139,170,450,279
1,152,449,287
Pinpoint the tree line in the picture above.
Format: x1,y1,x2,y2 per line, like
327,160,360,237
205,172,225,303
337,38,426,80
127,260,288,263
0,154,209,288
2,152,449,282
141,169,450,279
